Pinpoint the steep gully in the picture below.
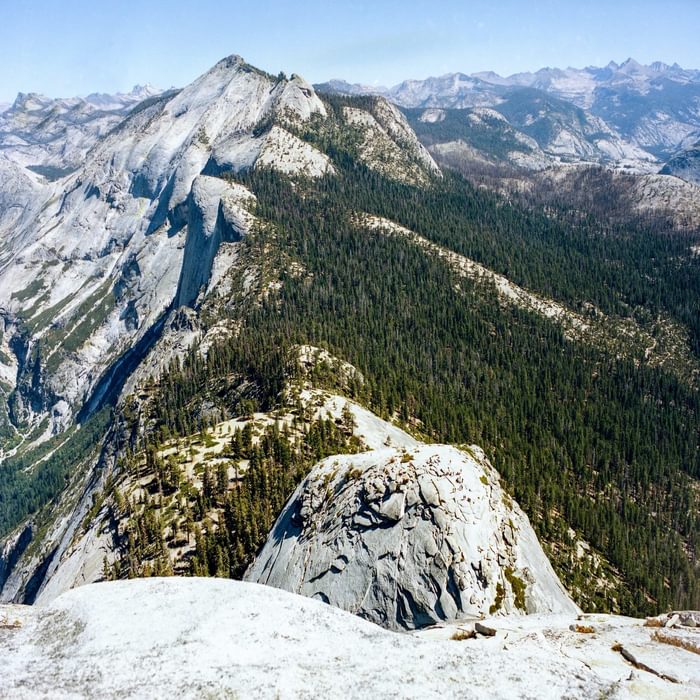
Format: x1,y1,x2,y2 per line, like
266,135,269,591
79,181,243,421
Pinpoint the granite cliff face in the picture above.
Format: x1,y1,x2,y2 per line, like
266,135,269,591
0,54,441,599
0,55,439,455
0,56,330,444
247,443,578,630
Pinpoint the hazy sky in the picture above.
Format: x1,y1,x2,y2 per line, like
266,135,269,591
1,0,699,102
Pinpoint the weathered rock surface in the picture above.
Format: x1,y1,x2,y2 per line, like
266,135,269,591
660,141,700,186
246,444,578,630
1,578,697,699
342,101,441,185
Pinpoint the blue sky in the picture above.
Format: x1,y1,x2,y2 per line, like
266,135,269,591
1,0,699,101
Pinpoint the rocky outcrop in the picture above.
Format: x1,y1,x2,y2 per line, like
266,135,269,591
246,444,578,630
174,176,255,307
256,125,335,177
0,155,47,235
342,99,441,185
660,141,700,186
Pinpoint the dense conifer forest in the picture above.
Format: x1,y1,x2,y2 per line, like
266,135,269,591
3,93,699,616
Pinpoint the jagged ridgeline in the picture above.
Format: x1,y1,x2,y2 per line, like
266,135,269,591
0,58,698,616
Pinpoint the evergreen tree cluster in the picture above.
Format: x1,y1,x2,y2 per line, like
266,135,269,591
105,412,362,581
104,131,700,613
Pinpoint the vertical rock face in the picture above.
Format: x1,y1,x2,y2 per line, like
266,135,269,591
246,444,578,630
174,175,256,307
0,525,32,593
0,55,331,447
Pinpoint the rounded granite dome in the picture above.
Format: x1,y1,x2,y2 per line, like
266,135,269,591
246,444,579,630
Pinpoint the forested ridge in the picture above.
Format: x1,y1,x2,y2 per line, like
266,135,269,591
101,411,362,581
4,93,699,616
98,116,700,615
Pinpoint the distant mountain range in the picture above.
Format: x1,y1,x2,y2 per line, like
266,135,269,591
316,59,700,173
0,85,161,177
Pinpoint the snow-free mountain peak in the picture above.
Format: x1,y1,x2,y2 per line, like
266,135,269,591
618,57,643,72
9,92,55,112
83,83,162,110
0,52,439,503
0,55,338,440
1,53,699,682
